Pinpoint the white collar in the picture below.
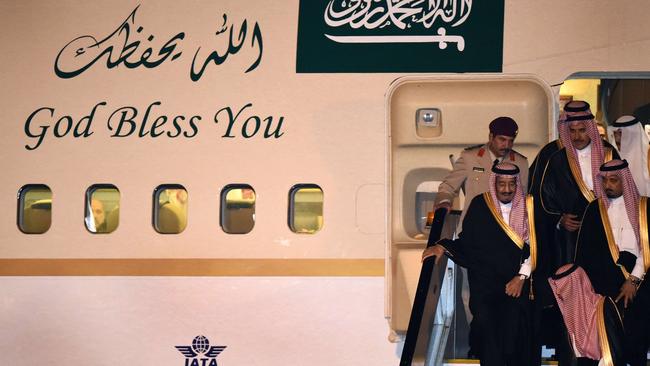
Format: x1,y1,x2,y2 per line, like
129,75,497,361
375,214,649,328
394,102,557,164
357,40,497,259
499,200,513,210
577,142,592,156
608,195,624,207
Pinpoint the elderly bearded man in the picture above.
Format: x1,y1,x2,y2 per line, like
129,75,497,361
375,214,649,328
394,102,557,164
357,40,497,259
423,162,537,366
433,116,528,358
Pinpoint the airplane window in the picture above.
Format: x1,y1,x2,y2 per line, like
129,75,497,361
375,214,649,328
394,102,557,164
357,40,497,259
415,181,440,238
17,184,52,234
221,184,255,234
85,185,120,234
289,184,323,234
153,185,188,234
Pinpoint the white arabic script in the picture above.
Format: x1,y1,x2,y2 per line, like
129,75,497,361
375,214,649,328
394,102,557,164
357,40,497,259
323,0,471,48
324,0,472,29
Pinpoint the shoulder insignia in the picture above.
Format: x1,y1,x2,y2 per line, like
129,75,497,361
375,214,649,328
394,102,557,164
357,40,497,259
509,150,527,161
477,148,486,157
464,144,483,151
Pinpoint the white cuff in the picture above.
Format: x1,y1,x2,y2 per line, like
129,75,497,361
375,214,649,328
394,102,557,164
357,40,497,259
631,257,646,280
518,259,532,278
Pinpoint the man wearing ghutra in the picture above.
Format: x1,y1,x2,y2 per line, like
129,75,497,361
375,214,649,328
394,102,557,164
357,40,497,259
607,115,650,196
575,159,650,366
434,116,528,225
529,100,592,197
423,162,537,366
540,104,619,266
433,116,528,358
528,100,597,365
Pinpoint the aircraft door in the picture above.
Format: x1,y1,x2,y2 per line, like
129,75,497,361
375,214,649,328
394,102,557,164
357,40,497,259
385,75,554,357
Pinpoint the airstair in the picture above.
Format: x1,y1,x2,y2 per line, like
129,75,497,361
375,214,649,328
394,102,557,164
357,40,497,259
398,209,560,366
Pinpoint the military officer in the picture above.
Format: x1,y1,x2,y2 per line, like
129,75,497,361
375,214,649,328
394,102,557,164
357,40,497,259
435,116,529,223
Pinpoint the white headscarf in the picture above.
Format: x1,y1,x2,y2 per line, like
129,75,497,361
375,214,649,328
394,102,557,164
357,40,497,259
607,116,650,196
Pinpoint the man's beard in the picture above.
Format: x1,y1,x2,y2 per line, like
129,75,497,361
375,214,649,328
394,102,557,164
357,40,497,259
606,190,623,199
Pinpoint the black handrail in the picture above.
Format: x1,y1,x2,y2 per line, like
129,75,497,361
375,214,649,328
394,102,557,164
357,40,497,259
399,207,449,366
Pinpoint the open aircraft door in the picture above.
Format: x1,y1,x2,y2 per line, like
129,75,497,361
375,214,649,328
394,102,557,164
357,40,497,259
386,75,555,361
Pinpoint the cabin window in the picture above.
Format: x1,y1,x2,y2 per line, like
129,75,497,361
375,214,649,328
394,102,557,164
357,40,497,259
17,184,52,234
289,184,323,234
415,181,440,236
221,184,255,234
153,185,188,234
85,185,120,234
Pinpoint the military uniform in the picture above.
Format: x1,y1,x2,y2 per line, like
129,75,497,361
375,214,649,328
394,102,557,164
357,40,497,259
435,143,529,224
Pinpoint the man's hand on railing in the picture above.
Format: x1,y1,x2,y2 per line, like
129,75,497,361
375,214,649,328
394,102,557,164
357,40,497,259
434,201,451,212
421,245,445,264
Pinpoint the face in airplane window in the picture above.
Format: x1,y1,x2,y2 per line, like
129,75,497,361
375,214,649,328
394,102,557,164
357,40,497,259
91,198,106,231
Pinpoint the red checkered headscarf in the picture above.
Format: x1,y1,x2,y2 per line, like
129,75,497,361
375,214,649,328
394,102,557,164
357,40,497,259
558,100,589,141
489,162,529,241
549,264,602,360
559,104,606,199
599,159,641,246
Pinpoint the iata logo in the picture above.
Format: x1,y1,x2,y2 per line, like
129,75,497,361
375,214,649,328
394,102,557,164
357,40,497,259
175,335,226,366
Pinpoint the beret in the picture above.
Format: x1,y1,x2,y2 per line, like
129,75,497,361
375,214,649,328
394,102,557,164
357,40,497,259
489,116,518,137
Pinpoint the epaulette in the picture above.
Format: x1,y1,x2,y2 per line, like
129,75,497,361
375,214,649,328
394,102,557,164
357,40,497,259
509,150,527,161
464,144,483,151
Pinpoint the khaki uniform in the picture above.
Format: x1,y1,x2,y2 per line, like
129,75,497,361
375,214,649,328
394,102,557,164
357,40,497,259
436,143,529,223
